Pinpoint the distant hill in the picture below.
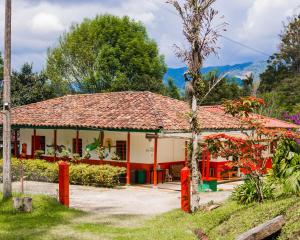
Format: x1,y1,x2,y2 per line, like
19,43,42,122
164,61,267,89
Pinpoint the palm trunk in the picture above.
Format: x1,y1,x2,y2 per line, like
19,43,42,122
190,95,200,212
2,0,12,199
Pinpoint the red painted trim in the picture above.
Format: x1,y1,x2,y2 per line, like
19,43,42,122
126,132,131,185
153,134,158,186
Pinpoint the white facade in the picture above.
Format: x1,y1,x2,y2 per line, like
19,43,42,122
19,128,186,164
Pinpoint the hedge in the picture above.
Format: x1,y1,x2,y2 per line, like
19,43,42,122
0,158,126,188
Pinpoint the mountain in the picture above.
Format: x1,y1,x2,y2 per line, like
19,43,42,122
164,61,268,89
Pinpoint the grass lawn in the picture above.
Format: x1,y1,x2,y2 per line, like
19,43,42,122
1,193,299,240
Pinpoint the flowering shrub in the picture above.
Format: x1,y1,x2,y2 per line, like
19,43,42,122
205,97,298,203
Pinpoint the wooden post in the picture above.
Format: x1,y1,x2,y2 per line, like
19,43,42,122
181,166,190,213
153,134,158,187
14,129,18,157
54,129,57,161
185,141,188,167
59,162,69,207
2,0,12,199
32,129,36,158
126,132,131,185
76,130,79,154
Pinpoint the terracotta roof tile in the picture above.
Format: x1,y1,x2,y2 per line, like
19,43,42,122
1,91,298,131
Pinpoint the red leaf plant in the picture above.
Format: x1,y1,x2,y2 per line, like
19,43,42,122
204,97,298,202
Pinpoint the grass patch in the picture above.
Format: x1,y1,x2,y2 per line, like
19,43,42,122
0,192,83,240
0,192,299,240
73,196,300,240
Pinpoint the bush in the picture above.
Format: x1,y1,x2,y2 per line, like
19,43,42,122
0,158,126,188
232,180,274,204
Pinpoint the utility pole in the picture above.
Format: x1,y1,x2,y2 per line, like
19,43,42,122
2,0,12,199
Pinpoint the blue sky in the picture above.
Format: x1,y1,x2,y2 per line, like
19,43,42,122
0,0,299,71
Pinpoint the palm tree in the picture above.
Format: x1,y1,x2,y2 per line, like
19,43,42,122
3,0,12,199
168,0,226,212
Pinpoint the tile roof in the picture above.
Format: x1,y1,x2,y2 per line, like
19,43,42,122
1,91,298,132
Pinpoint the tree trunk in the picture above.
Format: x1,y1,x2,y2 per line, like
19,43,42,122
2,0,12,199
190,95,200,212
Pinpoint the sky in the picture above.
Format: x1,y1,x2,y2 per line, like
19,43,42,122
0,0,299,71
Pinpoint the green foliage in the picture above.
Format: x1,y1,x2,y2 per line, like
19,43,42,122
165,77,181,99
257,15,300,115
268,138,300,194
46,14,167,94
0,63,57,107
201,70,243,105
34,150,44,159
0,159,126,187
231,180,274,204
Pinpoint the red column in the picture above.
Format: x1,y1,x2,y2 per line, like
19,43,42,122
59,162,69,207
201,150,205,178
76,130,79,154
54,129,57,161
153,134,158,187
32,129,36,158
205,150,211,179
126,132,131,185
181,166,190,213
185,141,188,167
14,129,18,157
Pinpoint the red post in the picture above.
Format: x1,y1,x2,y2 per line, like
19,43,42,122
76,130,79,154
153,134,158,187
181,166,190,213
54,129,57,161
59,162,70,207
126,132,131,185
205,150,211,178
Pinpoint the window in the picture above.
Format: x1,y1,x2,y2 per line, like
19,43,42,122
116,141,126,161
32,136,46,153
72,138,83,156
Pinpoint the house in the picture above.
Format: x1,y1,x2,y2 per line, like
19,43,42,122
0,91,298,185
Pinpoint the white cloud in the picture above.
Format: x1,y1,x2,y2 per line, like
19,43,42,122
31,12,64,33
0,0,299,71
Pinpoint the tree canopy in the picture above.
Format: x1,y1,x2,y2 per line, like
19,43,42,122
257,14,300,116
46,14,167,95
0,63,57,107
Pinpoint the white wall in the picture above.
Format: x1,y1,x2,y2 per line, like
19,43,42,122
19,128,187,164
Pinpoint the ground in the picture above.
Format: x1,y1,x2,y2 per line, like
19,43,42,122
0,189,299,240
6,181,235,215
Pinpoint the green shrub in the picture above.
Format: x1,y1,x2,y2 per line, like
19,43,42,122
232,180,274,204
0,158,126,188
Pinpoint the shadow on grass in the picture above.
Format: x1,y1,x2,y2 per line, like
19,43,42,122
0,194,84,240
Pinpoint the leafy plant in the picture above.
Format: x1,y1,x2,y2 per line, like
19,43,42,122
96,146,106,160
232,180,274,204
71,153,81,162
34,150,44,159
268,138,300,194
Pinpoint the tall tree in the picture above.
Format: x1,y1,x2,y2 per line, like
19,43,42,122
165,77,181,99
257,14,300,116
0,63,57,107
168,0,226,212
3,0,12,199
46,14,167,94
201,70,242,105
